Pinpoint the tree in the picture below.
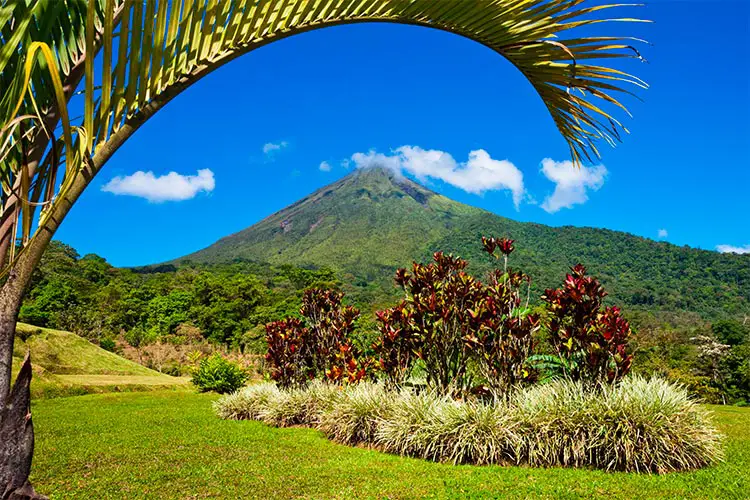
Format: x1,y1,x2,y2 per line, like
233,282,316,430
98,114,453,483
0,0,648,496
713,320,749,347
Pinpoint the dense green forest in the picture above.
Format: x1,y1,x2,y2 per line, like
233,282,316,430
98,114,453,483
19,241,340,354
184,167,749,320
14,167,749,403
19,239,750,404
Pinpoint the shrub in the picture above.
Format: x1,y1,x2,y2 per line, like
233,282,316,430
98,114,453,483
265,318,313,390
99,337,116,352
192,354,248,394
375,238,539,397
216,377,723,473
542,264,633,383
264,288,371,388
373,304,420,389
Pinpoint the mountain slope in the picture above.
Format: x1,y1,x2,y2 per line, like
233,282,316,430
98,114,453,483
182,168,749,318
185,168,481,283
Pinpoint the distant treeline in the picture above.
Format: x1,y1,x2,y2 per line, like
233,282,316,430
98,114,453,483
19,241,340,352
17,240,750,404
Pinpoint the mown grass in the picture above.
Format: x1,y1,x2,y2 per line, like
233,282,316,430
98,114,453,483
31,390,748,499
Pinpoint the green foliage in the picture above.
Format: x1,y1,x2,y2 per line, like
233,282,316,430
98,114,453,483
183,167,749,320
191,354,248,394
216,377,723,473
20,241,341,351
99,338,116,352
713,320,749,346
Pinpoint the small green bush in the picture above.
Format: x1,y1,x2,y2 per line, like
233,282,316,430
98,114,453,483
99,338,116,352
192,354,248,394
216,377,723,472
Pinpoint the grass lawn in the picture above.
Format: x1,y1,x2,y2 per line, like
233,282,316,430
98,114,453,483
30,390,748,499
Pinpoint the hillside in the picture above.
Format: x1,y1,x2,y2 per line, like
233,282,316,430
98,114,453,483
12,323,187,398
182,167,749,318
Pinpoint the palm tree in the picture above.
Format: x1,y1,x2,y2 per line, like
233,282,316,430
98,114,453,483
0,0,647,496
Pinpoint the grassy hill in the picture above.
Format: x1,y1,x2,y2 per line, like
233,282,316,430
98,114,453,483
182,167,749,319
12,323,187,398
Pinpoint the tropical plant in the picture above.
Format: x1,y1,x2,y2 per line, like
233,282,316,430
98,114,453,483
265,288,370,388
264,317,314,390
470,237,541,395
375,238,540,397
0,0,648,495
373,304,421,389
191,353,248,394
541,264,633,383
300,288,368,383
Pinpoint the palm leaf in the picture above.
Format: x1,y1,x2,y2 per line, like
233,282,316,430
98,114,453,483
1,0,649,276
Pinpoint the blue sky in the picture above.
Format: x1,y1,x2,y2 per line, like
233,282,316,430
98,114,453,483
57,0,750,266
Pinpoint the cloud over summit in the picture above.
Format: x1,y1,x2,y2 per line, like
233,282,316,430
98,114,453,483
351,146,526,209
539,159,607,213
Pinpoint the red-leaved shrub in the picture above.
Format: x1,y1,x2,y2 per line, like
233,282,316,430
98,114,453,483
542,264,633,383
265,288,370,388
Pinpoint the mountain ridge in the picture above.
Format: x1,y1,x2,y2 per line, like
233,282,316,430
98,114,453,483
180,167,748,318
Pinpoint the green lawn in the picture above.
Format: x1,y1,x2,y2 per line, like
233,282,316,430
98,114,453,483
30,391,748,499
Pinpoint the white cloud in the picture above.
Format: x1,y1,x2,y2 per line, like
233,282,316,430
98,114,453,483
658,229,668,238
319,161,332,172
351,146,526,209
262,141,288,155
340,159,351,169
539,158,607,213
101,169,215,202
716,244,750,254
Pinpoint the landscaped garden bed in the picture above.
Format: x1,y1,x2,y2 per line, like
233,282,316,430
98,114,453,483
214,237,724,474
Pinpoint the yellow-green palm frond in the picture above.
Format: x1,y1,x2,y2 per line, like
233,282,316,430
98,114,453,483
0,0,648,275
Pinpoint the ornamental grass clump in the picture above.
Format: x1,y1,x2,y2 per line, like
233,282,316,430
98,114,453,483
319,382,395,445
512,376,723,472
375,390,456,461
213,382,280,420
377,391,520,465
257,381,341,427
216,377,723,473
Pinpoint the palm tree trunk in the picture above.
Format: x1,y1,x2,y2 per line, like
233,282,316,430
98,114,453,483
0,281,47,498
0,275,25,403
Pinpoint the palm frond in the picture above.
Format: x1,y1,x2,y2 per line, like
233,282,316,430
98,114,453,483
0,0,648,276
